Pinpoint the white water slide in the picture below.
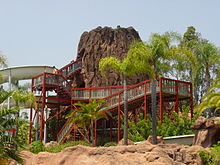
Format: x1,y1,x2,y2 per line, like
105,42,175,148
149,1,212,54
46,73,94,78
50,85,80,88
0,65,55,109
0,65,55,84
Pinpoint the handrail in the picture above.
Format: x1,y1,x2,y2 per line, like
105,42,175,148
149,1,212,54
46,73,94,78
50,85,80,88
57,58,82,78
57,77,192,143
57,116,74,143
71,77,191,101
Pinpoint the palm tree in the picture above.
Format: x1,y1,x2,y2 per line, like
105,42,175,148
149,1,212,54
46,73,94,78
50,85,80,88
0,90,23,163
195,77,220,115
12,90,36,136
126,32,196,144
178,26,220,104
99,55,154,145
68,99,107,145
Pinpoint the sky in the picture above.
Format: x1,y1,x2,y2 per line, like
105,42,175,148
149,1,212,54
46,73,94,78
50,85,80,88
0,0,220,69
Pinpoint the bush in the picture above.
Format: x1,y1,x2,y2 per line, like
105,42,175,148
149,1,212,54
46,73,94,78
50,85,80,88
198,142,220,165
103,142,117,147
29,141,45,154
128,106,197,142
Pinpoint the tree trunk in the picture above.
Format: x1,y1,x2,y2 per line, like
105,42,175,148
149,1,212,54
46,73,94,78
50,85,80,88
123,77,128,145
151,80,157,144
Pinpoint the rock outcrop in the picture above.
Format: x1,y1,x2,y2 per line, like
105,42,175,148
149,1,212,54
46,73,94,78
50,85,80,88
74,26,148,88
192,117,220,147
21,143,204,165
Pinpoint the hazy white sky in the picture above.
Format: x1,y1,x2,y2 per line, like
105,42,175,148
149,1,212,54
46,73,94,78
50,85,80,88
0,0,219,68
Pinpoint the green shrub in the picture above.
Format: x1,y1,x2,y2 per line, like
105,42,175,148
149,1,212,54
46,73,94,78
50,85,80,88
29,141,90,154
29,141,45,154
128,106,197,142
198,142,220,165
198,150,213,165
45,141,90,153
103,142,117,147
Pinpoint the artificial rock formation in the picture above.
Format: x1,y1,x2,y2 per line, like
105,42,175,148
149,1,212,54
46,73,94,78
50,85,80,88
75,26,148,88
21,143,204,165
192,117,220,147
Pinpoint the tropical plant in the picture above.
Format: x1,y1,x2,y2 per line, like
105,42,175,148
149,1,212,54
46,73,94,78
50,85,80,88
99,55,154,145
128,106,196,142
12,90,35,137
198,141,220,165
179,26,220,104
126,32,196,144
67,99,107,145
0,90,23,163
195,77,220,115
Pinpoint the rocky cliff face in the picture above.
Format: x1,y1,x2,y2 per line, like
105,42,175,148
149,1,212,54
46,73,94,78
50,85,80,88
75,26,148,88
192,117,220,147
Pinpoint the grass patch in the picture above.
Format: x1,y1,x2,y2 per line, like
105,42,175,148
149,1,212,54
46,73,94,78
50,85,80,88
29,141,91,154
45,141,91,153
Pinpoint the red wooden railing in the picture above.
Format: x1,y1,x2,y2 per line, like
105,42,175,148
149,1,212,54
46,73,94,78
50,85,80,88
72,86,124,100
57,77,191,143
58,58,82,78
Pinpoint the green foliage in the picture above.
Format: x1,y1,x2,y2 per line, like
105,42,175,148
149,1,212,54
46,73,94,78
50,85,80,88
29,141,90,154
198,142,220,165
67,99,107,144
195,77,220,115
17,121,35,145
45,141,91,153
179,26,220,104
12,90,36,108
198,150,213,165
128,106,196,142
103,142,117,147
0,90,24,163
29,141,44,154
0,53,7,69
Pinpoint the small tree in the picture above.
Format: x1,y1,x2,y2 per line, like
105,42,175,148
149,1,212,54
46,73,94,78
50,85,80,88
99,54,154,145
0,90,23,163
68,99,107,145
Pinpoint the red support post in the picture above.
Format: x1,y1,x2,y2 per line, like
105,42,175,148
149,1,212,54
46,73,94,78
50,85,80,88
144,82,147,120
102,119,105,139
175,81,179,113
110,118,112,142
40,73,46,142
159,78,163,122
29,107,33,144
29,78,34,144
73,124,76,141
117,94,121,142
190,83,193,119
94,121,97,146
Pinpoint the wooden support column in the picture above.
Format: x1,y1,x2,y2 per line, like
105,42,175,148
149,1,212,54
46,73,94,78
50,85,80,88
73,124,76,141
29,107,33,144
40,73,46,142
175,81,179,113
102,119,105,140
94,120,97,146
110,118,112,142
117,94,121,142
159,78,163,122
144,83,148,120
190,83,193,119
